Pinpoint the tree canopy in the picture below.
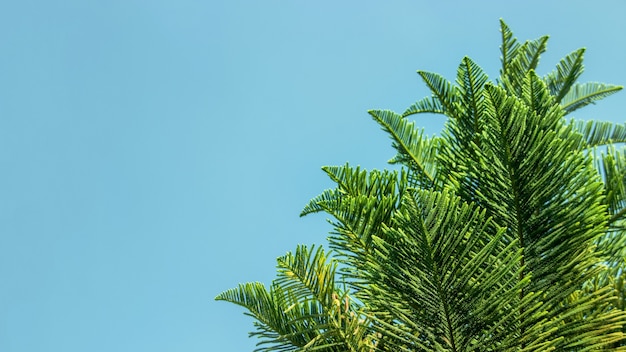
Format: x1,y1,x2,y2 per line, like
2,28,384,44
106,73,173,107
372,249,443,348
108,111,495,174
216,20,626,351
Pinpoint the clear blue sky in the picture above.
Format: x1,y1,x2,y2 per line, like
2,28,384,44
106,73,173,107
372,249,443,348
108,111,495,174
1,1,624,351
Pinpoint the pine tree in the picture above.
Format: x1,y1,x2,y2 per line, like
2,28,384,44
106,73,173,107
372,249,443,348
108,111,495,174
216,20,626,351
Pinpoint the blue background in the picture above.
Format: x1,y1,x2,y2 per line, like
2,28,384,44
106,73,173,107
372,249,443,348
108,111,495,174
1,1,625,351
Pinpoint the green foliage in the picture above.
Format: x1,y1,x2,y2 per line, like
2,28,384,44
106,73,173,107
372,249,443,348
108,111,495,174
217,20,626,351
215,245,376,351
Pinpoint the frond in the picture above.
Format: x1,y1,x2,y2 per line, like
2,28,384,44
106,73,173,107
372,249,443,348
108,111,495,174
402,96,446,117
543,48,585,103
456,56,489,138
500,33,549,97
499,19,520,78
368,109,440,187
457,56,489,119
301,188,342,217
521,70,559,123
417,70,461,120
322,164,405,200
559,285,626,350
433,58,490,195
215,282,313,351
598,145,626,231
561,82,623,114
301,164,406,217
570,119,626,147
516,35,550,74
216,282,275,319
275,245,338,307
